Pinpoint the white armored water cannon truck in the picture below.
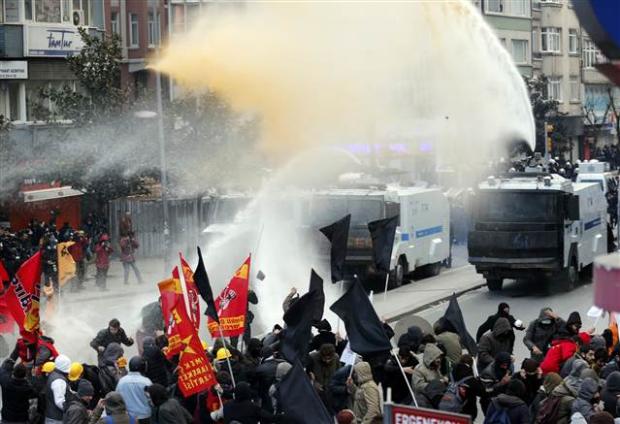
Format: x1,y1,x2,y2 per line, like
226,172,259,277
468,171,609,292
308,185,451,289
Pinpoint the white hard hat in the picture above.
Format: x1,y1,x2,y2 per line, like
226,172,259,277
55,354,72,374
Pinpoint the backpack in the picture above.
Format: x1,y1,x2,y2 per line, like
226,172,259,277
483,400,511,424
438,377,468,413
534,395,562,424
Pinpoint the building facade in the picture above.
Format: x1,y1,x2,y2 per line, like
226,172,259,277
0,0,105,122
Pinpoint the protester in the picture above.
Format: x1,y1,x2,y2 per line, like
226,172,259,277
46,354,72,424
476,302,525,342
477,317,515,371
349,361,382,424
116,357,152,424
90,391,134,424
412,343,445,394
119,232,144,285
63,380,95,424
94,234,113,291
91,319,134,356
571,377,602,422
524,307,563,362
485,379,531,424
0,360,37,424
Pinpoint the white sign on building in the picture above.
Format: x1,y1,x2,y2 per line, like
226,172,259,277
27,26,85,57
0,61,28,79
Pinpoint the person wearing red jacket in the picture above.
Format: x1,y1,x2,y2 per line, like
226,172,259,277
540,312,592,375
68,231,89,290
95,234,113,291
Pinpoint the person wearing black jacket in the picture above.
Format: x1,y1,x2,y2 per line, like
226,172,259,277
476,302,524,343
146,383,193,424
383,348,418,404
141,336,169,387
90,319,134,358
0,360,37,423
218,382,280,423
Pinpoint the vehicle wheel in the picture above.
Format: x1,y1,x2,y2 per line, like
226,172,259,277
427,261,442,277
486,278,503,292
560,261,578,292
389,257,407,289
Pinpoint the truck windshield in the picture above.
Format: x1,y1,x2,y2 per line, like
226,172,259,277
477,192,558,222
311,197,384,225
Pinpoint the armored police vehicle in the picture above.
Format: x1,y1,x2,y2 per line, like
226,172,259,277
468,172,608,292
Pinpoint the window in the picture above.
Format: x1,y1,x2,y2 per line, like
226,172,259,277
24,0,32,20
511,0,528,16
569,76,580,101
4,0,20,22
486,0,503,13
148,11,160,47
547,77,562,102
568,29,578,54
541,27,561,53
129,13,139,48
511,39,528,63
111,11,119,35
35,0,61,23
583,39,598,68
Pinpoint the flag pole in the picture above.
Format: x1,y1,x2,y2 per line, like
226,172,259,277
336,280,344,334
391,349,418,407
217,325,236,388
383,272,389,302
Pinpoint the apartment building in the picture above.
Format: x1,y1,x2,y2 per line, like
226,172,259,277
474,0,533,77
0,0,105,122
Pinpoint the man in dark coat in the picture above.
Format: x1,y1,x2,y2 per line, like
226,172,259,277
523,307,563,362
254,348,285,413
0,360,37,423
383,347,418,404
146,384,193,424
476,302,525,342
486,379,532,424
512,358,543,405
602,371,620,417
90,319,134,358
63,380,95,424
141,336,169,387
214,382,280,423
477,317,514,371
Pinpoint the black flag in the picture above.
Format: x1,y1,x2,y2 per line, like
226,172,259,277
368,215,399,273
443,293,477,355
281,289,320,363
308,269,325,323
279,360,333,424
330,279,391,356
193,247,219,323
319,214,351,283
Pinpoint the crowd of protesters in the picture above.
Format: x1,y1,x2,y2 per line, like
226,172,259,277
3,288,620,424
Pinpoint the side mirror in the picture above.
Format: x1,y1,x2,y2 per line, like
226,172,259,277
565,195,580,221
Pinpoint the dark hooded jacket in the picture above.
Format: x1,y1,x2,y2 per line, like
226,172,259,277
476,302,521,342
415,380,446,410
477,318,514,371
479,352,512,411
222,382,279,424
147,383,193,424
571,377,599,422
523,308,562,361
383,352,418,404
397,326,424,353
530,372,563,419
92,392,134,424
328,365,352,413
602,371,620,416
141,336,169,387
486,380,531,424
0,360,37,422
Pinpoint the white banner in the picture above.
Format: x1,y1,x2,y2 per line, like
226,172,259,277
26,26,84,57
0,61,27,79
340,341,357,367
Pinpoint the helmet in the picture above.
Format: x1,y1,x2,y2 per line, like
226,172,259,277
117,357,128,368
68,362,84,382
41,362,56,374
54,355,72,374
216,348,232,361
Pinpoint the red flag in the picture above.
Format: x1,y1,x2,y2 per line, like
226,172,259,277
5,252,42,341
171,299,217,397
207,256,250,338
179,253,200,331
157,268,185,358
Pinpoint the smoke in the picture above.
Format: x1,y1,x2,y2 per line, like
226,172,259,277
156,0,535,163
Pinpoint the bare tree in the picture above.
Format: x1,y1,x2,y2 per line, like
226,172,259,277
608,86,620,146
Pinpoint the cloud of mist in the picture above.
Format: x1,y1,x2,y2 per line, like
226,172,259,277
157,0,535,163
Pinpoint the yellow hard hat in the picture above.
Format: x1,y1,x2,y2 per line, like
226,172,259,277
68,362,83,382
117,357,128,368
216,348,232,361
41,361,56,374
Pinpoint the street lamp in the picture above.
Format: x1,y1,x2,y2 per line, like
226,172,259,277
135,107,170,277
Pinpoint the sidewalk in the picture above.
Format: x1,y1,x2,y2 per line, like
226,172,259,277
374,264,486,322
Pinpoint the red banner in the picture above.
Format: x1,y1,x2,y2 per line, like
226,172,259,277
4,252,42,341
207,256,251,338
158,268,185,358
179,253,200,331
171,299,217,397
